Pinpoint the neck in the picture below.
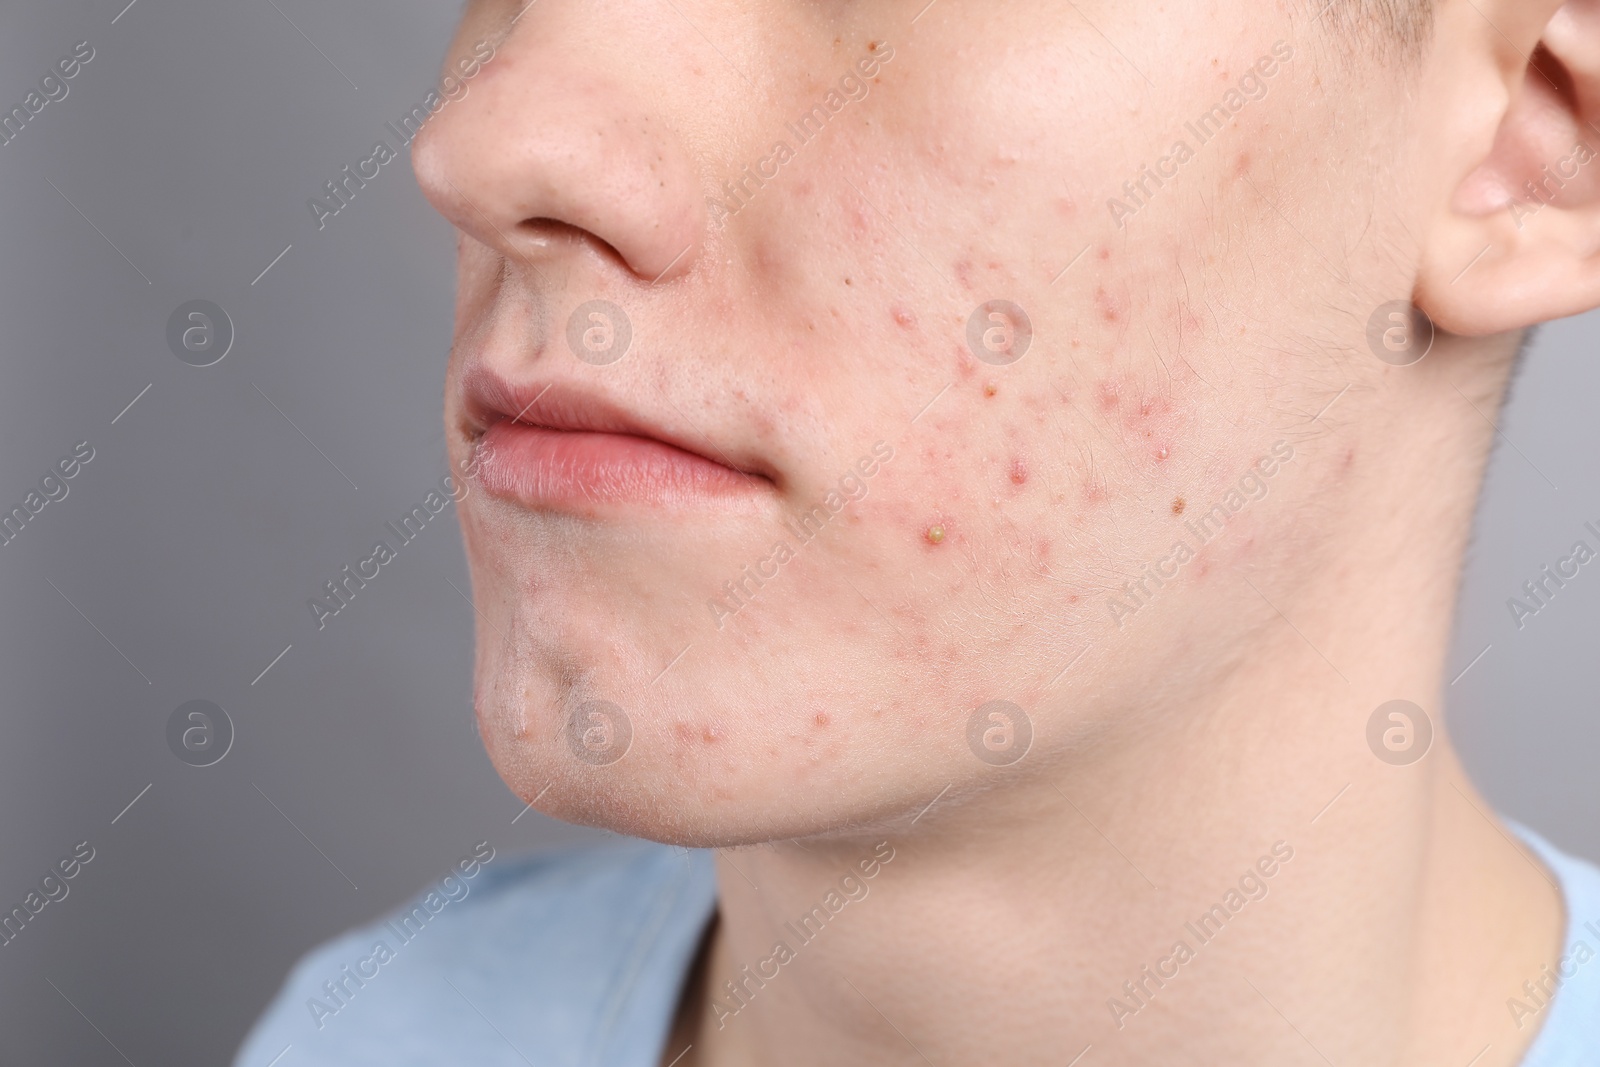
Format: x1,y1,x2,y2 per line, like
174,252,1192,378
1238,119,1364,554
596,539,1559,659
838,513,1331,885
678,334,1562,1067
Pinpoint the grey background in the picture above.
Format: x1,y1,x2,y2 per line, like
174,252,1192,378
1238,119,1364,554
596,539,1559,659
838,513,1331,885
0,2,1593,1064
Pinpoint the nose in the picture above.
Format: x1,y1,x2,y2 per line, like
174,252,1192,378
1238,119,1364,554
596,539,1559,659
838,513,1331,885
412,8,707,283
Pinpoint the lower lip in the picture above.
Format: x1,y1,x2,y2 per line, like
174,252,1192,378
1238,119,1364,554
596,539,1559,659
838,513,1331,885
474,420,764,509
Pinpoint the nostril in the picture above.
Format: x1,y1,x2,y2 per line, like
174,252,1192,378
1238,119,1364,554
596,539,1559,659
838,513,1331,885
516,217,626,266
517,217,586,242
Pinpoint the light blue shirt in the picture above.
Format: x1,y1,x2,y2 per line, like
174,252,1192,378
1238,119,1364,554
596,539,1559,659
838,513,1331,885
233,824,1600,1066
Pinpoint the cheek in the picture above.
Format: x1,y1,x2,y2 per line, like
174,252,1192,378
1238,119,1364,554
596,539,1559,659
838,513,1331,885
832,345,1222,655
1107,377,1187,465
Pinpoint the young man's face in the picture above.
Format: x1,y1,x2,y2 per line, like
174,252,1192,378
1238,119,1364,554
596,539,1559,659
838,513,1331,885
417,0,1431,844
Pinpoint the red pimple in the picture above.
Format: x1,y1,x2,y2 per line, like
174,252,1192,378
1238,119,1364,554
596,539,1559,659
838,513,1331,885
848,202,872,238
1095,286,1123,323
892,305,916,328
814,711,831,728
1010,458,1028,485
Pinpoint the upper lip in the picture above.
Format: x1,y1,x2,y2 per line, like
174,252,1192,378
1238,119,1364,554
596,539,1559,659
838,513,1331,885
460,366,775,484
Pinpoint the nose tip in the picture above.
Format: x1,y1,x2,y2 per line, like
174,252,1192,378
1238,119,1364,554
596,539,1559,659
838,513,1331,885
412,48,705,283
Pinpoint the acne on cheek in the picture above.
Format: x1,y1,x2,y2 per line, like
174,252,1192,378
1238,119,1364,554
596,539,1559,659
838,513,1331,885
1097,380,1121,412
1127,395,1179,463
948,340,979,379
673,721,725,746
953,260,975,292
1092,367,1195,467
1094,286,1128,324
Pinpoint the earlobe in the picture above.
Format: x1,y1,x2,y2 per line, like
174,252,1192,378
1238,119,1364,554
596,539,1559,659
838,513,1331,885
1415,0,1600,336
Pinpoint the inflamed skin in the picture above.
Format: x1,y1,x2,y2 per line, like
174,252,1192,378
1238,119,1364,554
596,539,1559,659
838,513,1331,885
408,0,1600,1064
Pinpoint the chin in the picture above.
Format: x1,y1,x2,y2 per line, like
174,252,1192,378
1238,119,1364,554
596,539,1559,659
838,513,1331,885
474,732,801,848
471,653,981,849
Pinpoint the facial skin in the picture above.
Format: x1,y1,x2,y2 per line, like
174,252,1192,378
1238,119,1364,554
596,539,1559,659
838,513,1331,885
421,0,1417,844
414,0,1600,1064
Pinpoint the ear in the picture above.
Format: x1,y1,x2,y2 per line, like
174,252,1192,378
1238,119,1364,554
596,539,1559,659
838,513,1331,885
1415,0,1600,336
